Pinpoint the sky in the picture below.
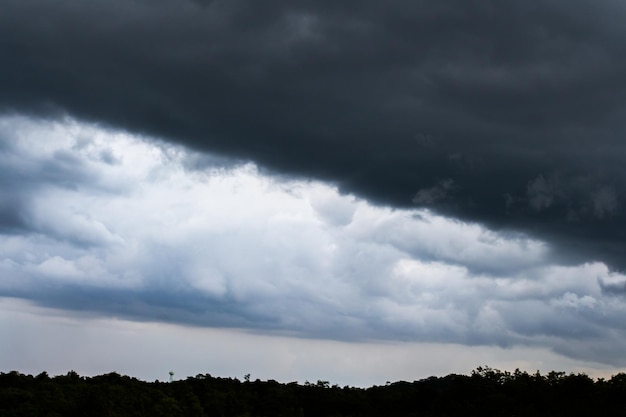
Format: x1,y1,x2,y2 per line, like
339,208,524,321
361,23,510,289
1,0,626,386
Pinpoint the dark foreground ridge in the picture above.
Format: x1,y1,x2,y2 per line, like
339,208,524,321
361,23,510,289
2,367,626,416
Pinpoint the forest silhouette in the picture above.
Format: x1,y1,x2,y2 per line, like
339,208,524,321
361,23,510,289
2,366,625,416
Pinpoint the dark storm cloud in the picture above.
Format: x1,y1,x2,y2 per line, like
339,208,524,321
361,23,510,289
2,0,626,267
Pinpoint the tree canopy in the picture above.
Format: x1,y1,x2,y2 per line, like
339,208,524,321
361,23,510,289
1,367,625,416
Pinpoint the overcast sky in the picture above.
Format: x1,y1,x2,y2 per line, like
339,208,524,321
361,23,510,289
2,0,626,385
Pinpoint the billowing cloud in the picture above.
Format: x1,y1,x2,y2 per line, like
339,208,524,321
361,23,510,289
2,116,626,370
2,0,626,270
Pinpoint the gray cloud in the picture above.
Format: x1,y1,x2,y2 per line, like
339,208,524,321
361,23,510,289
592,186,618,219
526,172,620,220
527,175,557,212
2,0,626,269
413,179,455,205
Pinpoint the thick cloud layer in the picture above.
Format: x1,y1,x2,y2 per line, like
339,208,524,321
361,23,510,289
2,0,626,268
2,116,626,366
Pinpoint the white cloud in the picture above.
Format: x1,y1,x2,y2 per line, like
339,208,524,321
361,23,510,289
2,115,626,375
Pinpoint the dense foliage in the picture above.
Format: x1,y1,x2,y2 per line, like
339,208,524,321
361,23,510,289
2,367,626,416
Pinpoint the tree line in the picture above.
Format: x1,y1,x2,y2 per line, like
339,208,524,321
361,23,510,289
2,366,626,416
